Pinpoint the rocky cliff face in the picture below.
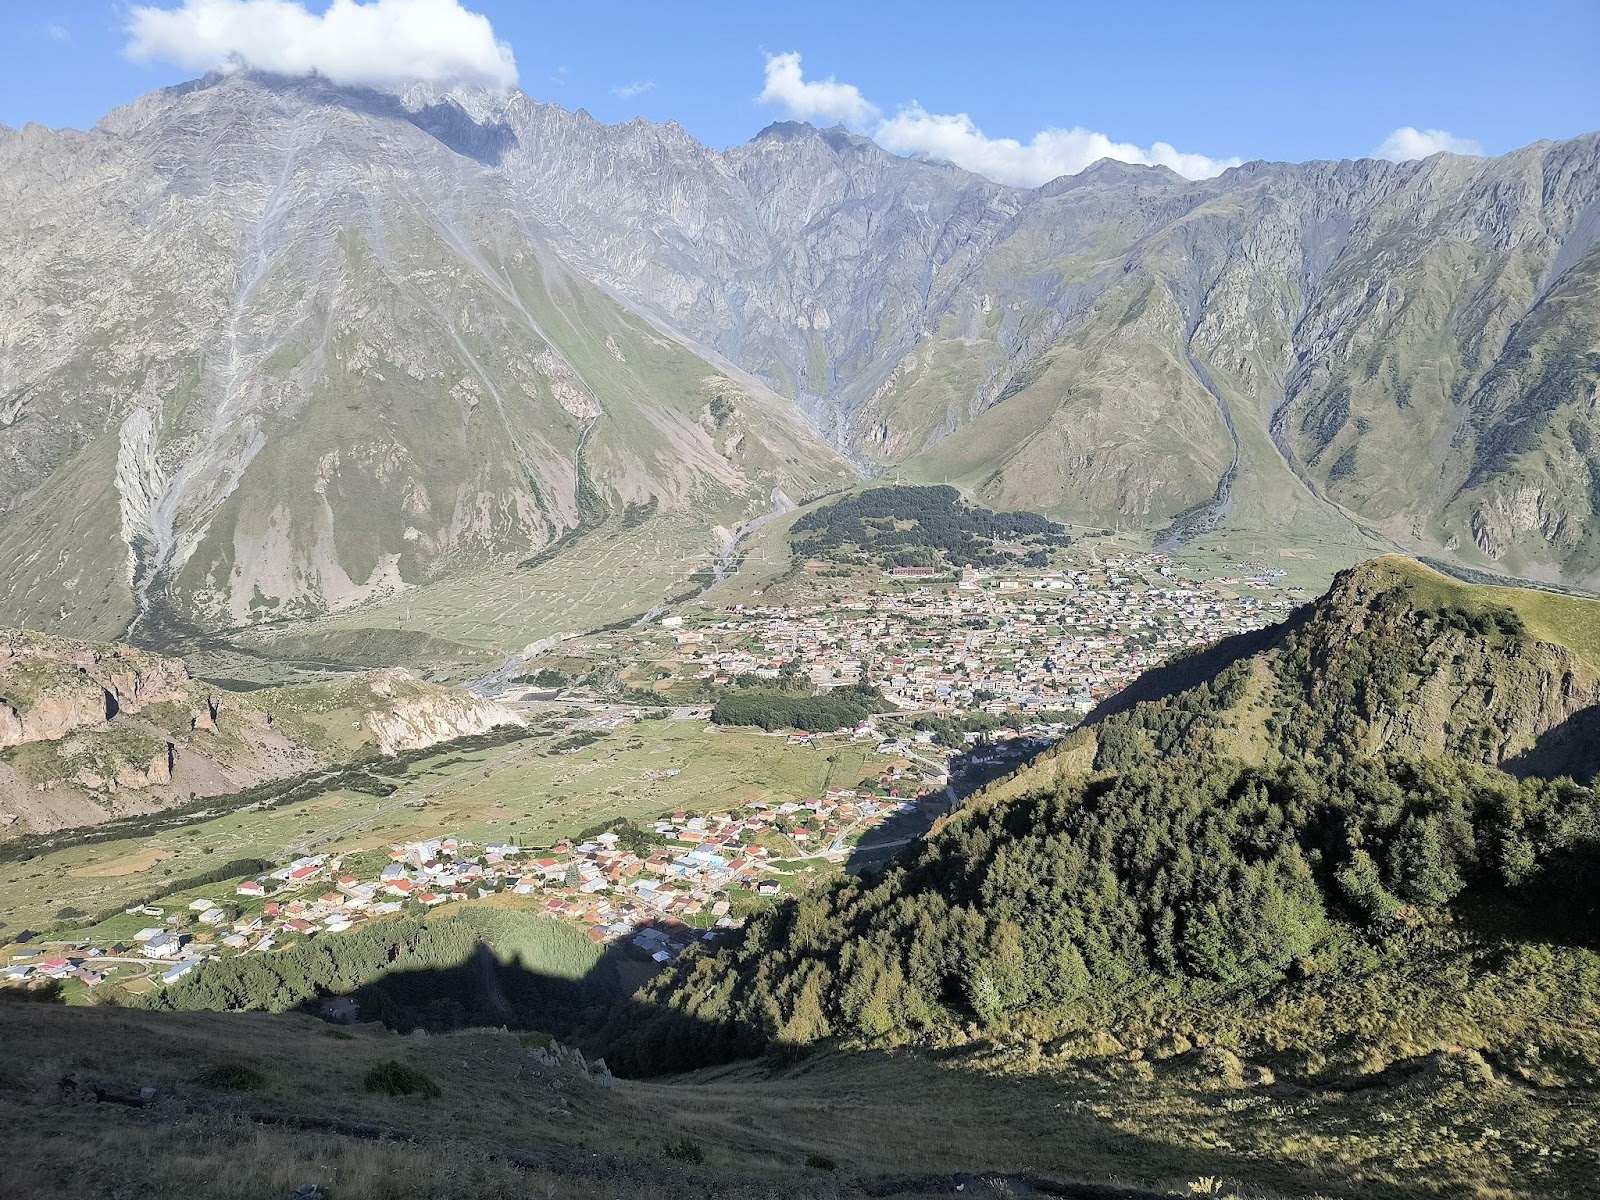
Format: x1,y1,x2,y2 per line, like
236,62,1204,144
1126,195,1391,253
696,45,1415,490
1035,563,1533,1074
0,629,526,833
462,94,1600,583
361,669,523,754
0,632,192,750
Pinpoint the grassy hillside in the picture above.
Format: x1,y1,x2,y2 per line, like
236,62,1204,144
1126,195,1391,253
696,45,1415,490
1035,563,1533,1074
6,981,1597,1200
586,558,1600,1197
1076,556,1600,781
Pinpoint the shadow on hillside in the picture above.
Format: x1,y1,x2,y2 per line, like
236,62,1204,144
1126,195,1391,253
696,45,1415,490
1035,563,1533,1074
1503,705,1600,786
4,999,1440,1200
1081,617,1299,726
842,739,1046,874
1449,889,1600,954
266,930,770,1078
842,802,933,874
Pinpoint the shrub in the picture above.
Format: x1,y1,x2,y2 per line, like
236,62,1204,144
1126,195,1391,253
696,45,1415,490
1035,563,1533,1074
196,1062,265,1091
662,1137,705,1164
363,1060,441,1099
806,1153,838,1171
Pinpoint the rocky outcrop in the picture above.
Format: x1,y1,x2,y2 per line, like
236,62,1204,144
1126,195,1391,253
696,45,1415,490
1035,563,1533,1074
0,629,529,833
525,1037,615,1090
0,689,106,749
113,742,176,791
362,672,524,755
0,632,191,750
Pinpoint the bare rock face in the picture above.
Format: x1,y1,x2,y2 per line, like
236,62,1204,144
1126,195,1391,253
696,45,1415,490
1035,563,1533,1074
0,631,190,750
0,690,106,749
361,671,523,754
114,742,176,791
190,695,220,732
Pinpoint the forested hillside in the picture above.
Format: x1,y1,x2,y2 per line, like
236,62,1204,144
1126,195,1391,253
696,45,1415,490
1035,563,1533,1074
1081,556,1600,780
603,751,1599,1074
600,558,1600,1105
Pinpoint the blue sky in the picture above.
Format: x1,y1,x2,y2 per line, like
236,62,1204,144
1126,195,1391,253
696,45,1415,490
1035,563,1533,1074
3,1,1596,184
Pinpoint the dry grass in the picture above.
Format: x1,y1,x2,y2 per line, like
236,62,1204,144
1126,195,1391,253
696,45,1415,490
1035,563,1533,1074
2,1000,1593,1200
66,848,172,879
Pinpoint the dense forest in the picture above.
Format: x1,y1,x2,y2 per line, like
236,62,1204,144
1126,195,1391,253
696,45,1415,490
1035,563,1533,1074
711,682,886,732
789,485,1069,570
598,750,1600,1075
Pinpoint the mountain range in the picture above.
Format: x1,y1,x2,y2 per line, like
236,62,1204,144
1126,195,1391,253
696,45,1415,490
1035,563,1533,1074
3,72,1598,645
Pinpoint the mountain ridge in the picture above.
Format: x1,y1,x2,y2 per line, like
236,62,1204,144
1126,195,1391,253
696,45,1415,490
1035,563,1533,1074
2,74,1598,652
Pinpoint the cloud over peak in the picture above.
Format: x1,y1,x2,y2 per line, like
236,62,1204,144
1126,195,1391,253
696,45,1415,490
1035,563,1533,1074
124,0,518,92
875,104,1240,188
1375,126,1484,161
757,51,880,127
756,51,1237,187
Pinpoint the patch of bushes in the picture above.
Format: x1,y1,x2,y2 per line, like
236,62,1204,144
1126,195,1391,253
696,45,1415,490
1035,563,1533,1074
363,1060,440,1099
196,1062,266,1091
712,683,885,733
662,1137,705,1164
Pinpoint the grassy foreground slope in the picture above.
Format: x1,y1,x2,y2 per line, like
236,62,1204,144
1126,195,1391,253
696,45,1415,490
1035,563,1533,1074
9,987,1597,1200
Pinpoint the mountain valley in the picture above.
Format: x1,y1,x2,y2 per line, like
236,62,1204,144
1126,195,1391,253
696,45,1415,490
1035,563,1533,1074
1,34,1599,1200
4,74,1600,670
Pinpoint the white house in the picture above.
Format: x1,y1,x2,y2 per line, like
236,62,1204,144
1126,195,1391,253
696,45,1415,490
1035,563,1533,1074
142,932,184,960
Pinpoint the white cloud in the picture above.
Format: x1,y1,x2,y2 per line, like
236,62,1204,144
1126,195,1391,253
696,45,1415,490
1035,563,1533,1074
757,51,879,127
1374,126,1484,161
46,24,71,42
123,0,518,91
754,53,1236,186
612,80,654,99
875,104,1239,187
